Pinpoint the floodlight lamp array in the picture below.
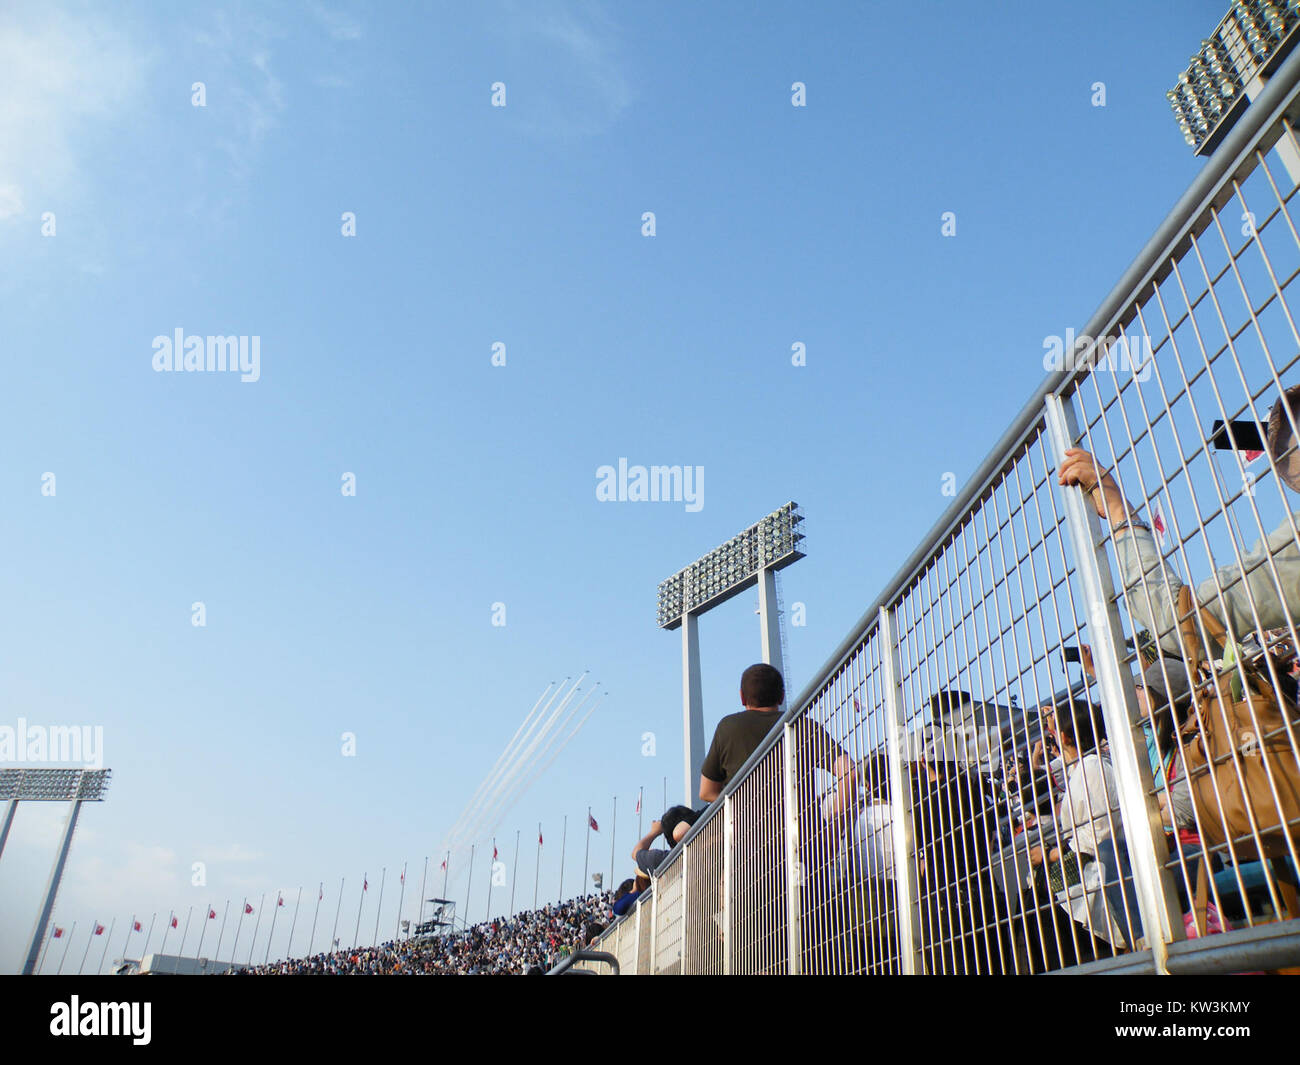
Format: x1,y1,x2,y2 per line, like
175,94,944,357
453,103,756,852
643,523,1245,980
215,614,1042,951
656,502,805,628
1167,1,1300,151
0,767,112,802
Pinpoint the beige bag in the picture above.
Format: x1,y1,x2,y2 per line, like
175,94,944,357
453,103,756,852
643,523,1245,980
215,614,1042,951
1175,586,1300,862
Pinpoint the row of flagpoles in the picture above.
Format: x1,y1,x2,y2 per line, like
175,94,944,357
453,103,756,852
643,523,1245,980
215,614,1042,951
37,786,666,974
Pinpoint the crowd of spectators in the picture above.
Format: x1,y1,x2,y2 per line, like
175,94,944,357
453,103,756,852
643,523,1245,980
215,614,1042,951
235,892,613,976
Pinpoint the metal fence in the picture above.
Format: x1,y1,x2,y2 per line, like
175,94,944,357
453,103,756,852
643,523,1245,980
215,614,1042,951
587,43,1300,976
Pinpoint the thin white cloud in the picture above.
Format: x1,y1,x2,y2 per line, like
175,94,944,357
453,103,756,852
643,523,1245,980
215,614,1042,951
0,7,145,227
496,0,634,140
308,1,363,42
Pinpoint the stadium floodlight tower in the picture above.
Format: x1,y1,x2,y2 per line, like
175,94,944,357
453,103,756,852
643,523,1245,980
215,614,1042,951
1,768,113,975
657,503,805,805
1167,0,1300,178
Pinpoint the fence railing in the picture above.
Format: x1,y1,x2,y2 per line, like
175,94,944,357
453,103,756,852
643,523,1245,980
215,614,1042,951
581,41,1300,977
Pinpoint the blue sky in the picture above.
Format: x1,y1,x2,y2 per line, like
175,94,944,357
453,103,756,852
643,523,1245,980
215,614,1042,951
0,0,1225,971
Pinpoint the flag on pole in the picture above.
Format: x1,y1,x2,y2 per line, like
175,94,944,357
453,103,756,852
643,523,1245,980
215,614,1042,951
400,870,405,884
133,921,142,932
364,877,368,891
94,924,104,935
54,927,64,938
589,813,599,831
635,794,641,815
538,830,543,845
244,903,254,915
277,895,285,907
208,908,217,919
170,916,178,929
319,886,324,901
440,859,447,871
1153,499,1168,548
493,844,499,861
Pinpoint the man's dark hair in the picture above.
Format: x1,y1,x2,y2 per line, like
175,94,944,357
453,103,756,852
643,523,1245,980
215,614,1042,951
740,663,785,708
1049,701,1104,754
660,804,701,845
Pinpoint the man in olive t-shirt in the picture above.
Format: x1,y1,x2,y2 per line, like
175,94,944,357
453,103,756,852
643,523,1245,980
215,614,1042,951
699,663,786,802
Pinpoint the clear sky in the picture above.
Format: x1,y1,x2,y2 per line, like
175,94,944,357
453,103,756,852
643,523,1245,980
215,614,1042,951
0,0,1225,972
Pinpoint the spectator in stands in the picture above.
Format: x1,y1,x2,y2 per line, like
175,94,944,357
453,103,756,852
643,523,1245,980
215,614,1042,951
699,663,786,802
1030,699,1139,950
910,748,1002,974
235,891,614,976
1056,385,1300,654
630,805,701,875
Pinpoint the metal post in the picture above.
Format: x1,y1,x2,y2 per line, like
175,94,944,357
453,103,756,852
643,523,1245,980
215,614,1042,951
510,831,520,917
1044,393,1179,968
680,844,689,976
879,606,921,975
648,869,659,975
558,816,566,902
722,794,734,976
633,896,643,976
583,809,591,894
682,611,706,804
21,796,83,974
608,797,616,891
782,722,802,974
0,799,17,861
759,567,786,699
372,868,385,946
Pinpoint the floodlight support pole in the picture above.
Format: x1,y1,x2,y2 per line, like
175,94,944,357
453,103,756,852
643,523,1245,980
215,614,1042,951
22,796,83,975
682,611,705,805
758,566,785,704
0,799,16,861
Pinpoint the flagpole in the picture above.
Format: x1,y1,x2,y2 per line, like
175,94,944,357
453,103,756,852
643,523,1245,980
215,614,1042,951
142,912,157,961
162,909,177,956
284,887,302,963
309,883,324,956
195,901,212,958
558,815,567,902
371,867,385,947
56,921,76,974
247,893,265,965
485,841,494,923
464,845,475,932
213,901,230,962
417,857,428,938
583,806,593,896
96,917,115,974
353,873,366,949
118,913,134,968
663,776,667,814
36,926,54,974
638,785,644,841
609,796,617,890
230,898,248,963
265,891,283,965
179,906,192,956
330,877,344,951
509,829,520,917
395,863,407,942
441,850,450,900
77,920,95,974
534,823,542,909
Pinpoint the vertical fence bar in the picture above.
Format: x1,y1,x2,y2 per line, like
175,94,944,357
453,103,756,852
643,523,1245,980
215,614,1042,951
680,843,690,976
648,871,659,976
879,606,920,975
722,794,734,976
782,721,802,974
1044,392,1180,969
